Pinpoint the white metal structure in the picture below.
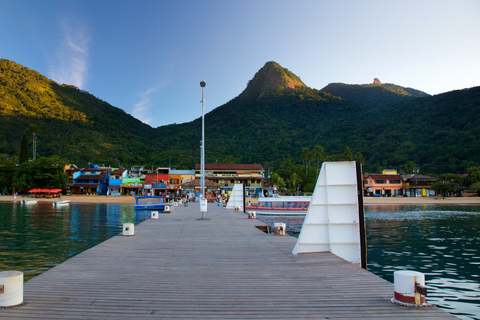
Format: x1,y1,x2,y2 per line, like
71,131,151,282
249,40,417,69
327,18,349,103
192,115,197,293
226,183,244,211
200,80,206,219
292,161,366,267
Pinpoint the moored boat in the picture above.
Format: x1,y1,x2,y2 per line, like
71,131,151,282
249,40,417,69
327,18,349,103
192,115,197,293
22,199,38,205
246,196,311,215
135,196,167,210
53,200,70,207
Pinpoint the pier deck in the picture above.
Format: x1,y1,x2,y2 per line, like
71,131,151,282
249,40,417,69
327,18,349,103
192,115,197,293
1,204,455,319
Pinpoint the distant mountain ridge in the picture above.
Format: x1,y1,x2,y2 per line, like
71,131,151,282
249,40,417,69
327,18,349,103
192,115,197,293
321,78,430,104
1,58,479,175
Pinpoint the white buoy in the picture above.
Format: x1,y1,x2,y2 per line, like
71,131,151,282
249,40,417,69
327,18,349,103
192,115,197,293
151,211,159,219
274,222,286,236
164,205,171,213
248,211,256,219
123,223,134,236
0,271,23,307
392,270,427,306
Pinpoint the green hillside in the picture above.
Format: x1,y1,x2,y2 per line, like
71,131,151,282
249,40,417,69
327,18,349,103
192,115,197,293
321,79,430,105
1,59,479,175
0,59,158,165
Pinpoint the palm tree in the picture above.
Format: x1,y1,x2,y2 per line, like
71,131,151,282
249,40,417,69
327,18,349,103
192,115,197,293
312,145,325,177
29,124,39,161
300,147,312,176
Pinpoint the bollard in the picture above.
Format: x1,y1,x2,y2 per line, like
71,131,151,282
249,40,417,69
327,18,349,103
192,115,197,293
0,271,23,307
274,222,286,236
164,205,171,213
123,223,134,236
392,270,428,306
151,211,159,219
248,211,256,219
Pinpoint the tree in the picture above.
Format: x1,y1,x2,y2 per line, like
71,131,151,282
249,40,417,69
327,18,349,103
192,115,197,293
300,147,313,176
0,155,16,194
343,147,354,161
29,124,39,161
13,155,68,192
19,132,29,164
312,145,325,176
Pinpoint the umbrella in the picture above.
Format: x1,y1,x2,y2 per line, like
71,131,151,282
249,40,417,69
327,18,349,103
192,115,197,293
28,189,40,193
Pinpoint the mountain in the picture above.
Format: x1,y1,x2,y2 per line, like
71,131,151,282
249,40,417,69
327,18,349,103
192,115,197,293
321,78,430,104
1,59,479,174
238,61,306,100
0,59,158,165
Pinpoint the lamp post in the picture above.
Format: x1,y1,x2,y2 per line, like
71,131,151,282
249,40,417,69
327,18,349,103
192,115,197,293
200,80,207,219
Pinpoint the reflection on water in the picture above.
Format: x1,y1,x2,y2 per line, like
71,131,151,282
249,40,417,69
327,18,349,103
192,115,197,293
257,204,480,320
0,201,149,281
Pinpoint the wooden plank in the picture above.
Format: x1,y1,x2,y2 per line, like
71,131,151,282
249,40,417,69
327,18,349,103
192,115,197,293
0,204,456,319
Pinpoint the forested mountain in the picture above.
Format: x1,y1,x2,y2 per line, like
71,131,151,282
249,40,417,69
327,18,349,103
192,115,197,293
321,79,430,105
0,59,158,165
1,59,479,174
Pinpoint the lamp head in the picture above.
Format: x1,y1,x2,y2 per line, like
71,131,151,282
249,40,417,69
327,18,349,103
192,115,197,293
200,80,206,87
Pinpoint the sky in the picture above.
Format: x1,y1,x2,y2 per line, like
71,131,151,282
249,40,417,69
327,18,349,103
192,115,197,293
1,0,479,128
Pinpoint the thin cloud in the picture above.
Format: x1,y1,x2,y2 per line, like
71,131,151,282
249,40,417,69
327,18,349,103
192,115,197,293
133,83,168,125
49,17,89,88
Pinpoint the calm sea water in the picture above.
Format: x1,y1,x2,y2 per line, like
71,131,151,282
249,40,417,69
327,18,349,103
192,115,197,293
1,201,479,319
0,201,149,281
259,204,480,320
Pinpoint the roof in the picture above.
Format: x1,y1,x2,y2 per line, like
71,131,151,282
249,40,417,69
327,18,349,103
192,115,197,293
365,174,402,180
110,169,125,175
180,178,221,188
194,164,263,171
401,174,437,181
76,175,104,181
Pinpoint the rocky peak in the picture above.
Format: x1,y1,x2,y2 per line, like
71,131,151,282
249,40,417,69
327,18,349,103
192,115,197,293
239,61,306,100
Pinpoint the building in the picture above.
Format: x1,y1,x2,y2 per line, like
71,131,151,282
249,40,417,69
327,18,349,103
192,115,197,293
402,174,437,197
194,164,263,196
68,164,110,195
364,173,403,197
107,169,127,196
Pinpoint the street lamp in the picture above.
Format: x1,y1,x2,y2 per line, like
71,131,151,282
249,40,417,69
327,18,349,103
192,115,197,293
200,80,207,219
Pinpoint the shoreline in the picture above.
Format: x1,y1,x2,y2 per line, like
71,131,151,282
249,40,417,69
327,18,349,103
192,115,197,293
1,194,479,205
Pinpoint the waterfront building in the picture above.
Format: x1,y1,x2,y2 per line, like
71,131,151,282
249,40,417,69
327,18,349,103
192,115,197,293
363,173,404,197
67,164,110,195
107,169,126,196
194,164,263,197
402,174,437,197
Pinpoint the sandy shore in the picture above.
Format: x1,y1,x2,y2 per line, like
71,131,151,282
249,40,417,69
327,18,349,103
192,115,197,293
0,194,136,204
1,194,479,205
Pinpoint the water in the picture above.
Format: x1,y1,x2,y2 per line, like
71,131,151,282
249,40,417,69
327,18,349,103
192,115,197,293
1,201,479,319
258,204,480,320
0,201,149,281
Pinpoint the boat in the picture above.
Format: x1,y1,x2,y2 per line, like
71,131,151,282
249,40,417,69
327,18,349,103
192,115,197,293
22,199,38,205
135,196,167,210
53,200,70,207
246,196,311,215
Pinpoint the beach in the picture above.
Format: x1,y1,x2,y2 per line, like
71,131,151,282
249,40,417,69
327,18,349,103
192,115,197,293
1,194,479,205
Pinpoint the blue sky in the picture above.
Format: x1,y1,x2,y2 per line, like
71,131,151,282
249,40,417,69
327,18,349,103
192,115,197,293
1,0,479,127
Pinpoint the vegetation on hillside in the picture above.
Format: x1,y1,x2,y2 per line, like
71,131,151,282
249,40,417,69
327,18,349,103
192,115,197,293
321,81,430,105
1,59,479,181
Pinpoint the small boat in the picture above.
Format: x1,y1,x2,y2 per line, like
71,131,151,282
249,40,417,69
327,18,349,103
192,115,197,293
246,196,311,215
135,196,167,210
53,200,70,207
22,199,38,205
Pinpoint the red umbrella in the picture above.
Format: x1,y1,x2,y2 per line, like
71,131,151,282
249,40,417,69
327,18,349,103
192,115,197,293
28,189,40,193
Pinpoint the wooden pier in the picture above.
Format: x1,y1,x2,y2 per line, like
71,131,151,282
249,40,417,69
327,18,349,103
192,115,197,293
1,204,455,319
